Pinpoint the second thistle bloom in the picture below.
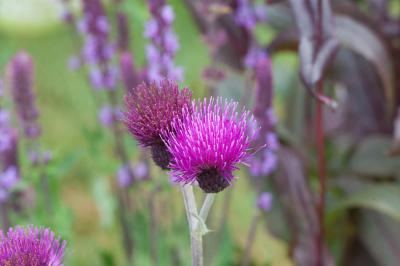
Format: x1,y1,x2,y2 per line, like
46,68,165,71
0,225,66,266
123,80,192,169
163,98,258,193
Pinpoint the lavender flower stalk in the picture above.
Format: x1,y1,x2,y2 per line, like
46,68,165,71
6,52,40,140
124,79,192,169
117,11,130,52
119,52,140,92
145,0,183,81
0,111,19,205
76,0,118,91
0,225,66,266
233,0,268,68
0,107,19,231
250,55,279,177
6,51,53,214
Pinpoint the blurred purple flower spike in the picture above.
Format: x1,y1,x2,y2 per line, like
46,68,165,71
145,0,183,81
250,54,279,177
72,0,117,91
6,51,41,140
0,167,19,203
117,164,134,188
256,192,273,212
117,11,130,51
133,161,149,181
119,52,140,92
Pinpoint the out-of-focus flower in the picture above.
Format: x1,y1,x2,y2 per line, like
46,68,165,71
68,56,82,70
68,0,118,90
117,164,134,188
163,97,258,193
234,0,268,68
123,80,192,169
256,192,273,212
6,51,40,140
119,52,140,92
0,167,19,203
133,161,149,181
0,226,66,266
235,0,266,31
250,55,279,177
98,105,115,127
145,0,183,81
117,11,130,51
202,66,226,82
0,86,19,203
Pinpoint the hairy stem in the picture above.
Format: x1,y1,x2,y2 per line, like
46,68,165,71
240,212,261,266
198,194,215,224
180,185,203,266
149,189,159,266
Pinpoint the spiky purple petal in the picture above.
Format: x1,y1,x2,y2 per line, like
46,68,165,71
123,80,192,148
163,97,258,193
0,226,66,266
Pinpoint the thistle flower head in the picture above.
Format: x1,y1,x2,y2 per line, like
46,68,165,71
124,80,192,169
0,226,66,266
163,97,258,193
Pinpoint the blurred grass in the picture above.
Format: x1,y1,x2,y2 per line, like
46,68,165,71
0,0,292,265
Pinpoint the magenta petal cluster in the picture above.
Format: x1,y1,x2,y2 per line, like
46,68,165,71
163,97,258,193
0,225,66,266
123,80,192,169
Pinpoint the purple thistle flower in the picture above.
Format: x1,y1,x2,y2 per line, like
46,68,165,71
0,225,66,266
162,97,258,193
250,55,279,177
256,192,273,212
6,51,40,140
123,80,192,169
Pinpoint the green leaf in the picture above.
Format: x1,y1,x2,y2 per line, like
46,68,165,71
359,211,400,266
334,185,400,221
335,10,395,112
349,136,400,177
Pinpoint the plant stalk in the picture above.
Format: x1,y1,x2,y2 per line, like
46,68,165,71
240,212,261,266
106,90,135,260
315,78,326,266
0,203,9,231
180,185,203,266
